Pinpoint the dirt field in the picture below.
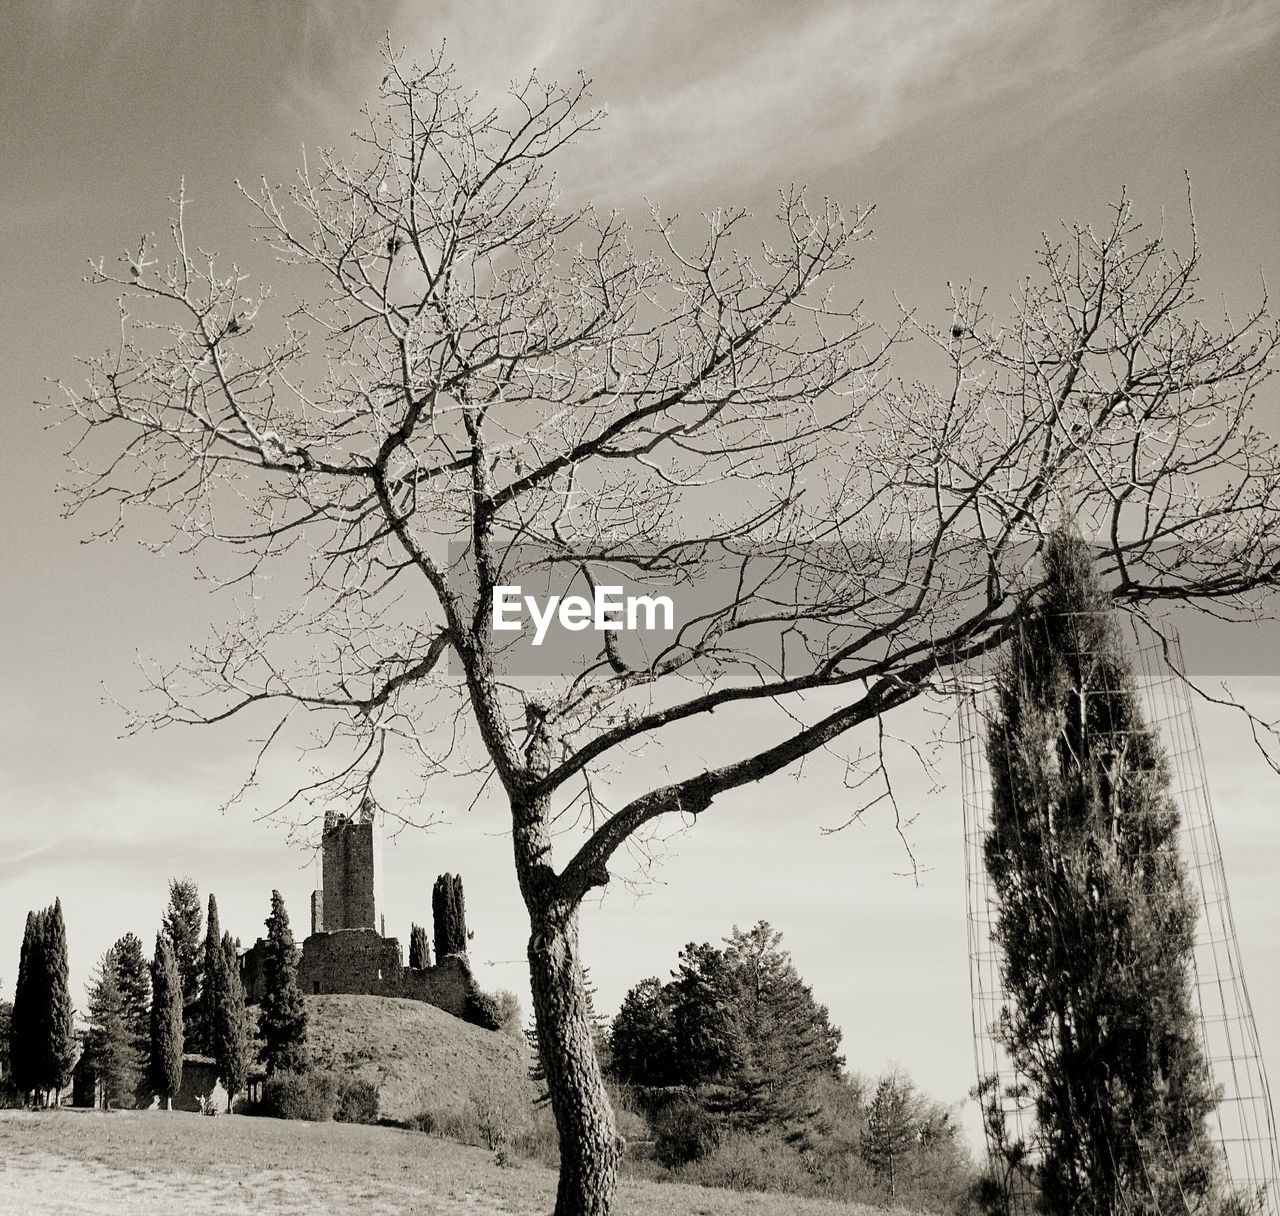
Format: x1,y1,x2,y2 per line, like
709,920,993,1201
0,1109,884,1216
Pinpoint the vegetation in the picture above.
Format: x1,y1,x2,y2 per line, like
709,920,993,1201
162,877,204,1053
258,890,308,1075
610,923,841,1135
334,1075,380,1124
198,893,222,1058
83,949,142,1108
258,1068,339,1122
9,900,75,1104
983,528,1225,1212
149,932,184,1107
110,932,152,1084
212,932,251,1109
432,873,468,959
408,922,430,970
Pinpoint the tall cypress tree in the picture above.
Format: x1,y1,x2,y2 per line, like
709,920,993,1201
9,909,44,1100
258,890,307,1075
162,878,203,1051
408,922,430,970
149,933,183,1108
983,528,1224,1213
213,933,250,1110
432,873,468,958
198,894,222,1057
41,899,76,1103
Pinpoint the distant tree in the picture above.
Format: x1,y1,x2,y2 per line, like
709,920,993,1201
667,942,743,1092
720,922,843,1128
408,922,430,970
862,1068,922,1199
198,893,222,1057
84,949,141,1109
8,909,44,1101
491,989,523,1039
149,933,183,1108
609,978,678,1088
984,528,1223,1213
258,890,308,1075
432,873,468,958
212,932,250,1109
40,899,76,1103
110,932,151,1078
162,878,203,1050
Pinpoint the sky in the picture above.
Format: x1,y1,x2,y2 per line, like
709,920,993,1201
2,1,1278,1155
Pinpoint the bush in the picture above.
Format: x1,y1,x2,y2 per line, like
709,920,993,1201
652,1097,720,1167
406,1108,436,1134
680,1132,815,1194
463,985,503,1032
334,1076,379,1124
257,1069,338,1122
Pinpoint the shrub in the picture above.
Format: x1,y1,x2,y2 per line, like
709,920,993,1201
406,1108,436,1134
680,1132,815,1194
463,985,503,1032
257,1069,338,1122
652,1096,720,1167
334,1076,379,1124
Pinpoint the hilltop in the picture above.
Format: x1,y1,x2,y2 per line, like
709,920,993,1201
299,993,530,1123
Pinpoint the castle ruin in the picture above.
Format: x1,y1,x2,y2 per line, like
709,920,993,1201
241,798,474,1019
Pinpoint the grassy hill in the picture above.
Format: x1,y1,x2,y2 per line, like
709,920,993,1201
299,993,531,1123
0,1108,887,1216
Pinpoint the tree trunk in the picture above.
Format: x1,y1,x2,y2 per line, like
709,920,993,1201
527,900,621,1216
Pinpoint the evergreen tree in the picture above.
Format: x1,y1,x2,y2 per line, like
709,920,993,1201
84,949,141,1108
610,977,678,1087
721,922,843,1128
258,890,308,1075
0,984,11,1082
162,878,203,1051
149,933,183,1108
983,527,1224,1213
40,899,76,1102
110,932,151,1080
432,873,468,958
408,922,430,970
8,909,44,1100
211,932,250,1110
198,893,222,1057
862,1068,923,1199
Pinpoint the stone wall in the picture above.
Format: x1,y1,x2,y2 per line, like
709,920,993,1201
267,929,472,1018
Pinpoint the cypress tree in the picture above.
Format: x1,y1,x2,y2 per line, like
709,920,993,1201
162,878,203,1051
258,890,308,1075
41,899,76,1103
432,873,468,958
408,922,430,970
983,527,1224,1213
198,894,223,1057
9,909,44,1100
84,949,141,1109
149,933,183,1108
212,933,250,1110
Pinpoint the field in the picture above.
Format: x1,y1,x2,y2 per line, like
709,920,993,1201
0,1109,887,1216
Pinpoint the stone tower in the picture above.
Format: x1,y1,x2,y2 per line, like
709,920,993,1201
314,795,383,933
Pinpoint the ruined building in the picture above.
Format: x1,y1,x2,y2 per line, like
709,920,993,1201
241,799,474,1019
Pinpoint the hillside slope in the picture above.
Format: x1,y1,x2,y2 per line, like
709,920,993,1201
302,994,531,1123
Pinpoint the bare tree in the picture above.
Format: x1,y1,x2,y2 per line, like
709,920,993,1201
58,46,1279,1216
